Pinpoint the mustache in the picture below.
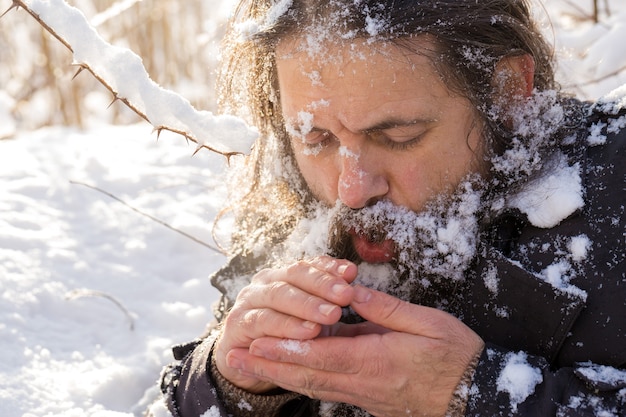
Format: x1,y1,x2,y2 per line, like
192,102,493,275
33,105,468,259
325,175,485,276
327,200,411,262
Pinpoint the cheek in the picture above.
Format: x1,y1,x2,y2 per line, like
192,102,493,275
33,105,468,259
295,152,339,203
391,163,432,210
389,148,473,210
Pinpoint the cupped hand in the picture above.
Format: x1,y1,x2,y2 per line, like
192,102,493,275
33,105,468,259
228,285,485,416
213,256,358,393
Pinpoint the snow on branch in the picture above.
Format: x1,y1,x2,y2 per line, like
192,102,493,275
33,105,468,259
5,0,257,157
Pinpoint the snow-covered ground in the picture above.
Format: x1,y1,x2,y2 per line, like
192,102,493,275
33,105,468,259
0,124,230,416
0,0,624,416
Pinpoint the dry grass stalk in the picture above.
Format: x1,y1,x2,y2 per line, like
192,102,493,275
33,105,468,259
4,0,242,158
1,0,228,149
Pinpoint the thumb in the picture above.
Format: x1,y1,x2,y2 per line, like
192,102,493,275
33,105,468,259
350,285,452,338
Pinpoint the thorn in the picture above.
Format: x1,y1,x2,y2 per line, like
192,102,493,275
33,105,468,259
107,95,119,109
192,143,204,156
72,66,85,80
154,127,163,141
0,1,20,19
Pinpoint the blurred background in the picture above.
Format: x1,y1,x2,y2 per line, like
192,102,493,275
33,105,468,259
0,0,236,136
0,0,625,139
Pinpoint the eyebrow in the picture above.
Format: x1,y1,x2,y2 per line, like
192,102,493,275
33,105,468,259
361,118,435,133
291,118,434,135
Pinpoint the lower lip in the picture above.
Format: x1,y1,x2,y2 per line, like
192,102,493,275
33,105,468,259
350,231,396,263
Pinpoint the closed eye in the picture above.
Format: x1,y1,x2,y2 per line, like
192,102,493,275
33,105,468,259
302,129,335,148
367,125,429,151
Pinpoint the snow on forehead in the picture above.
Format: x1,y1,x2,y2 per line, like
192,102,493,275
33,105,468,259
277,36,404,80
268,0,394,59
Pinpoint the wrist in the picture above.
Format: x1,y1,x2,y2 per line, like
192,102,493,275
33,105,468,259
209,346,301,417
213,333,278,394
445,344,484,417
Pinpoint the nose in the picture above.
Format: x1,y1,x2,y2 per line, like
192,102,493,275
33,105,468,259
337,145,389,209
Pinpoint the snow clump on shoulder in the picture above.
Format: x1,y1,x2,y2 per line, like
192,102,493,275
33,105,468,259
506,151,584,229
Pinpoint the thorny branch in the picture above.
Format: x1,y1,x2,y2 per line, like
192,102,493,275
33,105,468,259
2,0,242,160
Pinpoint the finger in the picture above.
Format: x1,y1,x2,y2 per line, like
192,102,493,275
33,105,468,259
308,255,359,284
248,335,387,374
228,339,397,411
235,280,345,326
226,346,360,401
224,307,324,346
253,256,357,305
349,285,458,338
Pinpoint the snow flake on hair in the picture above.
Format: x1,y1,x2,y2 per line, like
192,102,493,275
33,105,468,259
236,0,294,40
490,90,565,181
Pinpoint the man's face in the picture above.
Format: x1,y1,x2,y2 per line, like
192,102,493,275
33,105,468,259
276,38,487,263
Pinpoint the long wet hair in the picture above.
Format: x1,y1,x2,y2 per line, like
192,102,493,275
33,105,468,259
214,0,563,266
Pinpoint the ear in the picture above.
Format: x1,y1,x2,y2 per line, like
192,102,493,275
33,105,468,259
493,54,535,103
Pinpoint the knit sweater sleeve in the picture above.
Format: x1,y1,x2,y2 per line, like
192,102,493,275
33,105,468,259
208,346,305,417
445,348,482,417
149,331,308,417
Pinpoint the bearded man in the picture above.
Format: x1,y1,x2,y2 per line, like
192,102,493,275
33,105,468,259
148,1,626,416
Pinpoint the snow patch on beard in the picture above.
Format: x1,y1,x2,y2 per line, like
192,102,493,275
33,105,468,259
344,177,484,303
280,175,485,304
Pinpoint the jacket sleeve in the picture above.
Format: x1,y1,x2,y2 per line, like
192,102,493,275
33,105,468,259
145,332,227,417
464,343,626,416
146,331,310,417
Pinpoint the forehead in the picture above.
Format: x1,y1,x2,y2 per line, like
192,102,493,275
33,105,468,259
275,38,452,123
276,35,438,78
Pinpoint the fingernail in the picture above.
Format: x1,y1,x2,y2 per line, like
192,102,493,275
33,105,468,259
337,264,348,275
227,355,242,369
319,303,337,316
302,320,317,329
248,345,265,358
353,285,371,303
332,283,347,296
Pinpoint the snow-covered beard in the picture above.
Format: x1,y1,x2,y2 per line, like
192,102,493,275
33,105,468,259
326,175,485,315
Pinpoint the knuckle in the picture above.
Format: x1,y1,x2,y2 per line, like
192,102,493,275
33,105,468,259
302,294,324,317
360,345,387,378
378,297,406,322
251,268,273,284
250,307,269,325
299,371,330,392
228,308,254,330
286,259,308,275
236,284,254,301
310,256,335,270
266,280,293,302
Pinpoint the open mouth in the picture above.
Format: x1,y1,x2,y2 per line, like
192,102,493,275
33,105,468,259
348,229,396,264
